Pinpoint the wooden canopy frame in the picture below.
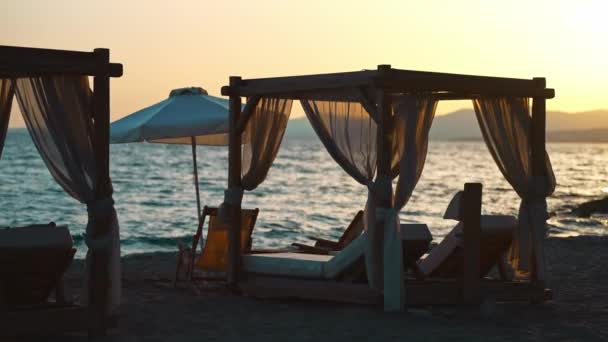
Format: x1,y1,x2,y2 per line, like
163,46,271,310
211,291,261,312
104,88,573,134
0,45,123,336
221,65,553,307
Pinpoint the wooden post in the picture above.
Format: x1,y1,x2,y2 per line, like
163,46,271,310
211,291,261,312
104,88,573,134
462,183,482,305
226,76,243,287
530,78,547,284
375,65,397,307
376,65,392,184
89,48,112,336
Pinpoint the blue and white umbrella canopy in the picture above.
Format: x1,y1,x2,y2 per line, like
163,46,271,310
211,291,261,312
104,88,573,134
111,87,230,146
110,87,234,222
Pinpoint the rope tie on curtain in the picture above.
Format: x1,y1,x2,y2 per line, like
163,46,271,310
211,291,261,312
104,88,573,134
84,196,116,251
218,187,244,224
366,175,392,203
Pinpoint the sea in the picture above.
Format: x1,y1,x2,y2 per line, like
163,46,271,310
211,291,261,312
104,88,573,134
1,128,606,257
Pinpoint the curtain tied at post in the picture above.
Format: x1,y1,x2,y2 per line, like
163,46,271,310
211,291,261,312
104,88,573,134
366,175,392,206
513,177,550,273
218,187,244,224
84,196,116,251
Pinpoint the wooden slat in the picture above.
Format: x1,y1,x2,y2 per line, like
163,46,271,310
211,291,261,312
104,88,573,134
404,280,548,306
239,276,548,306
227,76,243,287
462,183,482,304
0,305,89,336
0,45,122,77
239,276,381,305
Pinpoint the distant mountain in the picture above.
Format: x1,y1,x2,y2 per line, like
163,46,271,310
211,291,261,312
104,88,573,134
547,129,608,143
285,109,608,143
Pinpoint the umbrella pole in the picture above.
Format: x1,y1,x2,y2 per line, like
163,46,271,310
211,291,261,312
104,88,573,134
191,137,202,225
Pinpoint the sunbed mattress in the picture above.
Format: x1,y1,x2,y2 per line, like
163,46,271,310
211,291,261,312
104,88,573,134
0,224,73,249
244,232,368,279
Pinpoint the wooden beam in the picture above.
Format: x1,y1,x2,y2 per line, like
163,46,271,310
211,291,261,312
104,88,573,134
87,48,113,338
462,183,482,305
227,76,243,287
530,80,547,284
238,276,549,307
378,77,554,99
387,68,539,89
221,66,553,99
432,89,555,101
357,87,380,124
222,70,378,97
375,65,393,196
372,65,393,302
0,45,122,77
235,96,261,134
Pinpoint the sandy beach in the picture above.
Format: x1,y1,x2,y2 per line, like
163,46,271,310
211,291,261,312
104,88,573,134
29,236,602,341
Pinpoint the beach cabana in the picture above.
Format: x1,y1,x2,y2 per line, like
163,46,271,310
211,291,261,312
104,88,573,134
0,45,122,336
110,87,232,222
218,65,556,311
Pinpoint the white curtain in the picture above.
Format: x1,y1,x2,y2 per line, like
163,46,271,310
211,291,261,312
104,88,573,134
382,95,437,310
300,99,377,184
393,96,438,210
14,75,121,312
473,97,555,277
241,97,293,190
0,79,14,159
301,96,386,287
220,97,293,218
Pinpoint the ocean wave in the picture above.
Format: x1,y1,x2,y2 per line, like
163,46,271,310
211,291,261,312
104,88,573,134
3,130,608,256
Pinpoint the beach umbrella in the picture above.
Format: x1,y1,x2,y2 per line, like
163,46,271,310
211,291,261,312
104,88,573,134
110,87,233,224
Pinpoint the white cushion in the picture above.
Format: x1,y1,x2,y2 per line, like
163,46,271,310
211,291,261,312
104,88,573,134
243,233,368,279
0,225,72,249
242,252,331,279
324,232,366,279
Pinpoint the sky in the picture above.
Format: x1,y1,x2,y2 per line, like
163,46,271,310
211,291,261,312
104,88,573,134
1,0,607,127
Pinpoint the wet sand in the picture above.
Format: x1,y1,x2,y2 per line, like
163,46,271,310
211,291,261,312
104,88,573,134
44,236,608,341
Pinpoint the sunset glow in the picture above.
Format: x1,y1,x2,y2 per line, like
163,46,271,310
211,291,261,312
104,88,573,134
2,0,607,125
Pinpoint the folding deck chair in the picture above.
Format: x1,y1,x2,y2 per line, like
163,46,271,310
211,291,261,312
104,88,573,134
175,206,259,286
291,211,364,255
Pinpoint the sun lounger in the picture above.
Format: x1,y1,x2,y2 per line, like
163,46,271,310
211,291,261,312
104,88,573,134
417,216,515,278
0,223,75,308
243,223,432,280
175,206,259,285
417,191,516,279
291,211,364,254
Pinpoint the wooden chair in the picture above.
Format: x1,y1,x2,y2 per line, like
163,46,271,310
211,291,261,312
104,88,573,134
291,210,364,255
175,206,259,286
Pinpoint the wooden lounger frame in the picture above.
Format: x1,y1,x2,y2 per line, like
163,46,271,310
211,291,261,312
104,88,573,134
0,45,123,337
238,183,551,306
222,65,553,308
